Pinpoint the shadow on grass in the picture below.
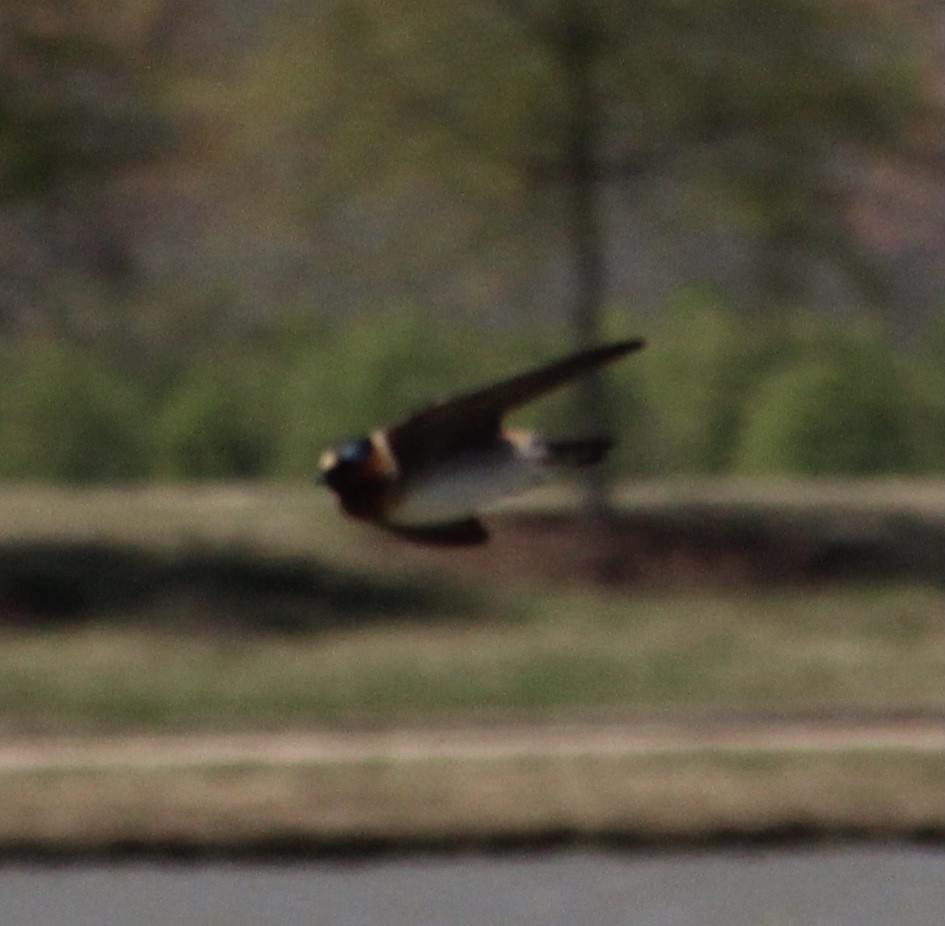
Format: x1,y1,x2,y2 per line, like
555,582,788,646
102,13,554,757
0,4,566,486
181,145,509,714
0,542,481,632
473,507,945,588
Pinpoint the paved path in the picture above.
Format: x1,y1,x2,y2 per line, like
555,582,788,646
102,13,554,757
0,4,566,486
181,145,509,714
1,713,941,774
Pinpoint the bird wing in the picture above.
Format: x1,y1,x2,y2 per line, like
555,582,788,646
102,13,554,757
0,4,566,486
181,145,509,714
386,338,644,473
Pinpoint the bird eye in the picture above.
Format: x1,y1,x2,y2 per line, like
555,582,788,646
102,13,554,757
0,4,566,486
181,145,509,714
337,437,372,464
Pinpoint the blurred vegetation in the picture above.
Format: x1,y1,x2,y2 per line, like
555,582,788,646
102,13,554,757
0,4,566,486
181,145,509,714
231,0,942,310
0,2,942,483
0,300,941,482
1,1,942,332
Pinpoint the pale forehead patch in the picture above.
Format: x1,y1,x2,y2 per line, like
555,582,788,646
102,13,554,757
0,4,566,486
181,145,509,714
318,449,339,471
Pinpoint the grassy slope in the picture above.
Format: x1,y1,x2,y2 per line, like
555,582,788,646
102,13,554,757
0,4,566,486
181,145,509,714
0,584,942,734
0,482,942,848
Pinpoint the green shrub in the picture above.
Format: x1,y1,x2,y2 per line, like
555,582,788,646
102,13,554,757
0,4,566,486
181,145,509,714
1,302,939,482
630,292,786,473
0,341,151,482
153,351,280,479
734,323,942,475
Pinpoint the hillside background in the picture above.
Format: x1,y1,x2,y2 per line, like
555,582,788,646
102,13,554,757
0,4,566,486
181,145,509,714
1,0,942,483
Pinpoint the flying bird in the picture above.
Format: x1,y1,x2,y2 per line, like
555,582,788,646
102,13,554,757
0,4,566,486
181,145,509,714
318,338,645,545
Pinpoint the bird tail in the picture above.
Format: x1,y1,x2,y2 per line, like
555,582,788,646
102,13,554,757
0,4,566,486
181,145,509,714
543,437,613,467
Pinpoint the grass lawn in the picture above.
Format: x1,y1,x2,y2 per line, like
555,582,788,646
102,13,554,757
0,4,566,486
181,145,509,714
1,483,942,849
1,583,941,734
2,579,942,851
4,748,941,851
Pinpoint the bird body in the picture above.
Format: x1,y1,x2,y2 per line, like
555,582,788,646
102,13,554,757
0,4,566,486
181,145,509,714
318,339,644,545
385,429,554,526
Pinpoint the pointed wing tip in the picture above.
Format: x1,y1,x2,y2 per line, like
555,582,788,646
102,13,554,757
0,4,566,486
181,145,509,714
612,337,646,354
575,337,646,370
385,337,647,465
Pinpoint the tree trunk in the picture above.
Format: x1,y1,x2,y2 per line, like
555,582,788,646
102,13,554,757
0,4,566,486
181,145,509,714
561,11,612,527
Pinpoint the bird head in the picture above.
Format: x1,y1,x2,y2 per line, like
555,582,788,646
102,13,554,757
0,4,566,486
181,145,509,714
317,436,375,492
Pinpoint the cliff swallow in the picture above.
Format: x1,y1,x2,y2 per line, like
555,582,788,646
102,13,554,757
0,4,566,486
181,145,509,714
318,338,645,545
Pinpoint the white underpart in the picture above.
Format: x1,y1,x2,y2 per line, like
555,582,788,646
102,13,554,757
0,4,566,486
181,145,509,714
390,440,549,525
